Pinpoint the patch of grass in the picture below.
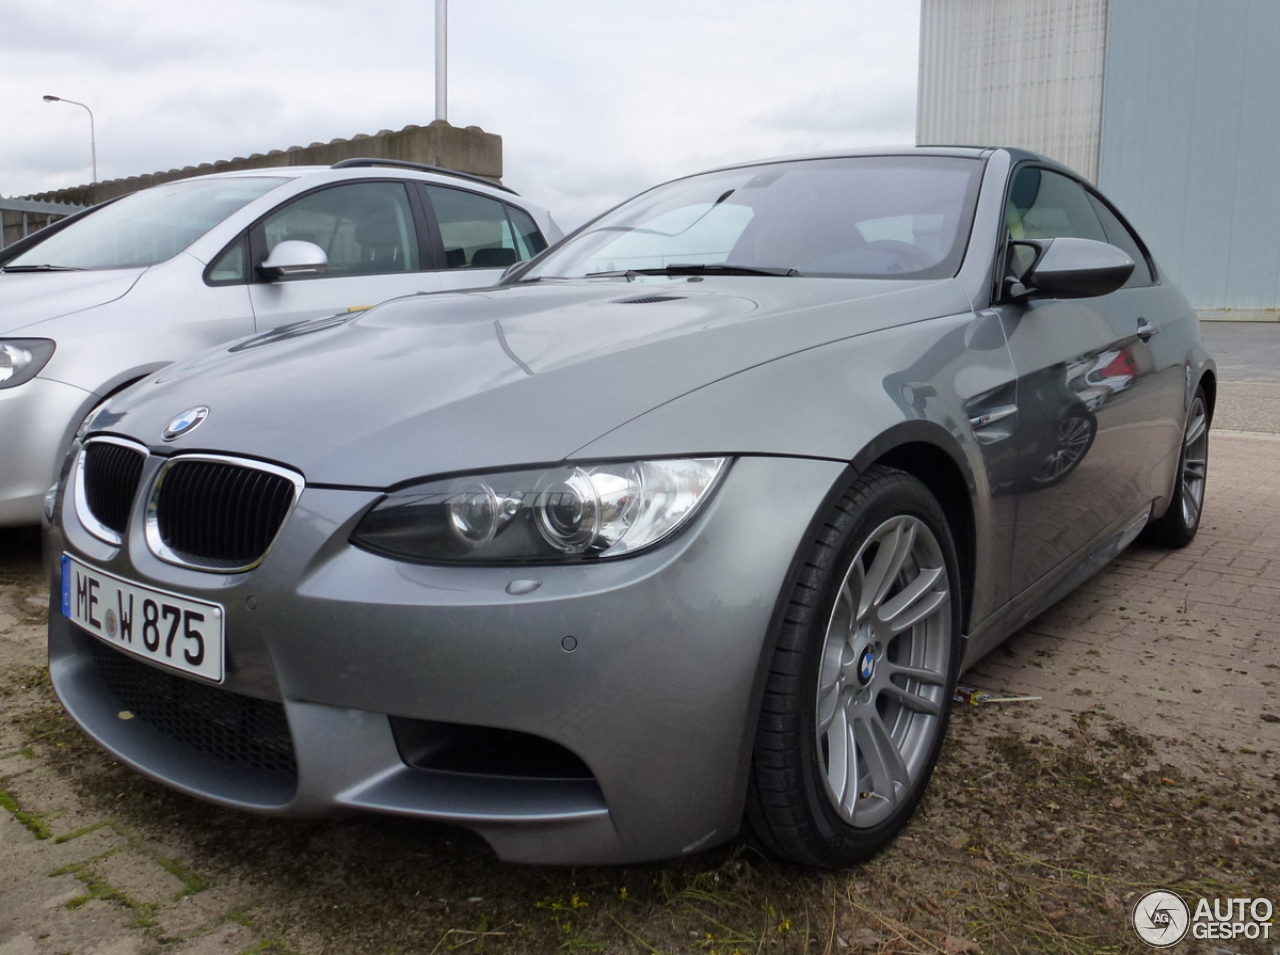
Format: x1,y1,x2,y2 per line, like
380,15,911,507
0,787,53,839
52,861,135,911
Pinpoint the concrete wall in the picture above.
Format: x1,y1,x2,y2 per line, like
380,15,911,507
24,120,502,209
1098,0,1280,317
917,0,1108,182
0,198,85,249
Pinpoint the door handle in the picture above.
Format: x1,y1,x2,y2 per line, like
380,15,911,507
1136,317,1160,342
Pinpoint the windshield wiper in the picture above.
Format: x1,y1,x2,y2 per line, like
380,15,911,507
585,264,799,279
1,264,84,272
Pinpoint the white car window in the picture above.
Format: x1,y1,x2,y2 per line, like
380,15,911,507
6,177,286,271
261,182,421,276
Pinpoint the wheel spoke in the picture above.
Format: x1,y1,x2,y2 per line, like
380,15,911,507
876,565,947,633
1182,481,1202,526
824,703,858,814
858,520,915,619
1183,457,1207,480
879,682,943,716
825,578,858,656
883,661,947,685
855,711,910,807
1185,412,1208,447
816,667,841,734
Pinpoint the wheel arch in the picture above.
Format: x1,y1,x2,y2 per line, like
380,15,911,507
1197,368,1217,425
851,425,978,634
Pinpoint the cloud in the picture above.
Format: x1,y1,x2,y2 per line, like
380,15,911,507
755,83,918,139
0,0,922,225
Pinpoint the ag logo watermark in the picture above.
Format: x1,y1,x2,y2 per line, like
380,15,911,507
1132,890,1189,947
1132,889,1274,946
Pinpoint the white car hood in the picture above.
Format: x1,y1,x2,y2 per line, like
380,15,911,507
0,269,146,335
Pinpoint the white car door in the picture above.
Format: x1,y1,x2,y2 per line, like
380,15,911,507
247,180,443,330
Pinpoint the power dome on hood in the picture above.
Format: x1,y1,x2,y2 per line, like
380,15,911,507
94,277,970,488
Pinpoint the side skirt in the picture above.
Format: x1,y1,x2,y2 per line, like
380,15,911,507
959,503,1152,671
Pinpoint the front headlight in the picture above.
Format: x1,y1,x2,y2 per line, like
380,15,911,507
352,458,729,564
0,339,56,389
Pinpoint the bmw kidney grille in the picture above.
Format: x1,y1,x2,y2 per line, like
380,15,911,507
75,439,303,571
147,457,303,571
79,439,147,539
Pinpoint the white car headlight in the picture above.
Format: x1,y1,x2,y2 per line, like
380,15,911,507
0,339,56,389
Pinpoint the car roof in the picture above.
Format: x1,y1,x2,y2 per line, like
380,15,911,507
679,144,1091,178
163,160,519,199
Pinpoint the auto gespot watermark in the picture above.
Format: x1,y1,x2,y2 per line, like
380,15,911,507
1131,889,1274,947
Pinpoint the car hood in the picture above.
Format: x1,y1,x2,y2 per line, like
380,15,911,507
0,268,146,334
99,278,972,487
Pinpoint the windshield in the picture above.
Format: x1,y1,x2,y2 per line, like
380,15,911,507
6,176,288,270
526,156,983,281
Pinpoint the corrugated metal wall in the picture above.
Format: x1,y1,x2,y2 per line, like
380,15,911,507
917,0,1108,181
1099,0,1280,314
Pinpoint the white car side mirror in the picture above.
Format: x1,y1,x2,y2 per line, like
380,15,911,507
259,240,328,280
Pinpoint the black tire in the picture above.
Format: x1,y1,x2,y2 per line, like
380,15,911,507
745,466,962,867
1142,387,1209,548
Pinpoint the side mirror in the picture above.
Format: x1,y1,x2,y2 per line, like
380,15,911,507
1009,237,1135,300
259,240,328,280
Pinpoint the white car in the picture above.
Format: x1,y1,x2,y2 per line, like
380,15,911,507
0,159,560,526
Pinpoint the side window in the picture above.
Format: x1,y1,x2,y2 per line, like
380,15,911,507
206,235,247,285
1005,167,1107,276
424,185,520,270
506,204,548,260
1087,194,1155,287
258,182,420,278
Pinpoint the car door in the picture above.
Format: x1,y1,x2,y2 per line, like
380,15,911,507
995,166,1172,595
420,185,549,291
247,180,442,329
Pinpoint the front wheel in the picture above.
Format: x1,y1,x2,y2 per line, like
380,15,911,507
746,466,962,867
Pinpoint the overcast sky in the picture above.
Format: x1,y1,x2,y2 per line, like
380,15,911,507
0,0,921,229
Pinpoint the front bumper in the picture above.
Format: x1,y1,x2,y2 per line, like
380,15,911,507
0,376,96,526
49,454,846,864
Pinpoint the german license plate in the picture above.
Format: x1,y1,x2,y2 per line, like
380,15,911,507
61,554,225,682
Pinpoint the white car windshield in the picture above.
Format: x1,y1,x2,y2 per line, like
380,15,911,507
6,176,288,271
526,156,983,281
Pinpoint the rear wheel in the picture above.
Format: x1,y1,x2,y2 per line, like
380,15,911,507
746,466,962,867
1143,387,1209,547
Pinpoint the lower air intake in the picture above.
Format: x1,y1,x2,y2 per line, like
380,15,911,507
90,640,297,779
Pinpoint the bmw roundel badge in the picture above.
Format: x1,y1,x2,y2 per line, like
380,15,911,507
162,406,209,441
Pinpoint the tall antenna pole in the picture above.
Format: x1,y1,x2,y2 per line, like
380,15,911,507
434,0,447,122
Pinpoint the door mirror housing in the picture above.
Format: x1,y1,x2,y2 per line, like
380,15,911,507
259,240,329,280
1007,237,1135,300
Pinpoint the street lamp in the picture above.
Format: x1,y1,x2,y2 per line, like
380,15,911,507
43,94,98,184
435,0,447,122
